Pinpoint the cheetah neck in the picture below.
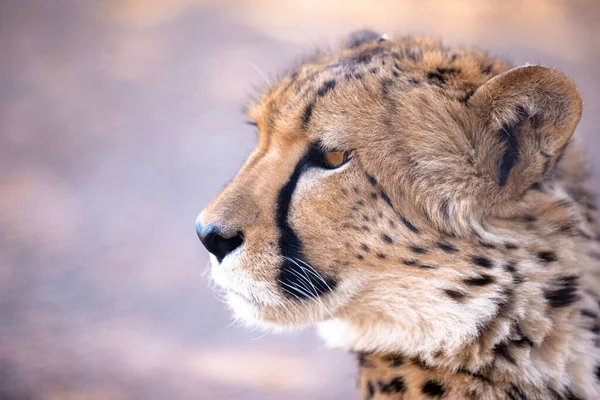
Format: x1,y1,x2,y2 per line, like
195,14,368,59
319,176,600,399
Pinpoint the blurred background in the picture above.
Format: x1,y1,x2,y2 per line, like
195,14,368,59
1,1,600,399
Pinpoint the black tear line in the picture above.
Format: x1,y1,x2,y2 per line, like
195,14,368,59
276,148,337,299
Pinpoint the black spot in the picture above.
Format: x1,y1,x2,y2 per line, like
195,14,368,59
437,67,459,75
366,381,375,399
302,101,315,128
537,251,558,263
383,353,405,368
505,243,519,250
369,67,378,74
392,70,399,77
498,117,520,187
403,259,417,266
357,200,365,206
344,73,352,80
504,261,517,273
277,149,337,299
407,49,422,62
595,364,600,382
408,77,420,85
380,190,393,208
376,253,386,259
544,275,580,308
361,244,371,252
522,215,537,222
422,380,445,398
409,245,427,254
479,241,495,249
581,309,598,319
414,358,433,370
529,182,542,191
437,241,458,253
354,53,372,64
427,70,447,87
401,217,419,233
472,256,493,268
462,88,475,103
440,200,450,220
542,159,552,175
493,341,516,364
356,254,364,260
317,79,336,97
444,289,466,301
357,352,373,368
512,330,534,348
367,174,377,186
354,72,364,80
456,367,492,383
508,383,528,400
505,262,524,284
464,274,495,286
370,192,378,200
564,388,584,400
378,376,406,394
382,234,393,244
381,77,394,98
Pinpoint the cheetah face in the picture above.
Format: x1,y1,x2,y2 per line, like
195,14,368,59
196,36,582,344
197,129,375,330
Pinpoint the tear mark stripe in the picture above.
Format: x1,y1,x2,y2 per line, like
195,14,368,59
276,148,336,299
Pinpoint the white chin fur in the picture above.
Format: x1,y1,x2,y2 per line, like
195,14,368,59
226,292,305,333
210,252,283,307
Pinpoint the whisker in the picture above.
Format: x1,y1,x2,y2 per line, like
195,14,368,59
249,61,272,86
294,258,332,292
279,279,314,300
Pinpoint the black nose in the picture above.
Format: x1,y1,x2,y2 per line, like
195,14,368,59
196,222,243,263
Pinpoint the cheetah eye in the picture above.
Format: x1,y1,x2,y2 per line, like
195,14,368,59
322,150,354,169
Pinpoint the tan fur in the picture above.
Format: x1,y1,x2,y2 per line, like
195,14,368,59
198,34,600,399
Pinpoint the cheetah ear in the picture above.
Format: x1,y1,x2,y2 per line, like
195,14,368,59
467,65,582,196
345,30,384,48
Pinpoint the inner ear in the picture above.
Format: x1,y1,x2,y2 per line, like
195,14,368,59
497,106,528,187
468,65,582,197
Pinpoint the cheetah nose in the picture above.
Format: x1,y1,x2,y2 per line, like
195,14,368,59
196,220,243,263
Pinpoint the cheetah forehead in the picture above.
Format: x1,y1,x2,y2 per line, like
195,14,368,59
246,35,509,129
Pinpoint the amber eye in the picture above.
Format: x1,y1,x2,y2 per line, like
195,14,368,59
322,150,354,169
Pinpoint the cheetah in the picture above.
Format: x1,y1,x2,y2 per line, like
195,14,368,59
196,31,600,399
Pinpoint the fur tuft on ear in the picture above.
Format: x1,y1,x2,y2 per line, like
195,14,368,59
467,65,582,198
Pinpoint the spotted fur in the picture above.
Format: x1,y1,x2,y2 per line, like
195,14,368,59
197,32,600,399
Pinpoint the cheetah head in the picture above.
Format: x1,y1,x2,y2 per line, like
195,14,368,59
196,33,582,355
